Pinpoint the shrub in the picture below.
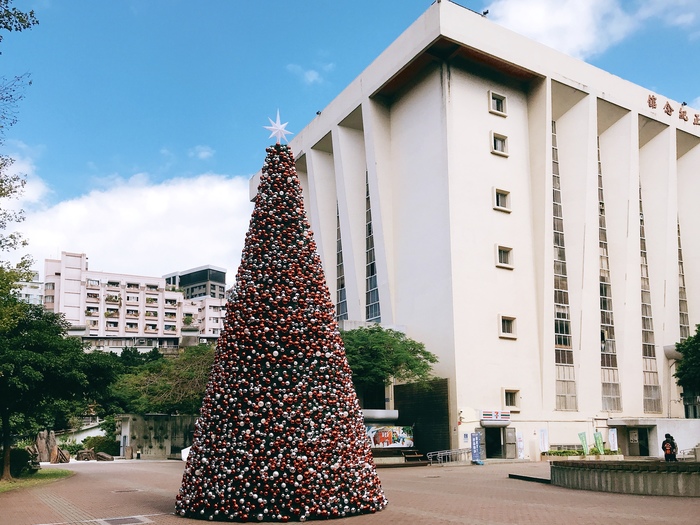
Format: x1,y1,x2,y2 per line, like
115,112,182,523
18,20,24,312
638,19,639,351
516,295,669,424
60,441,84,456
82,436,120,456
541,449,584,456
0,448,36,477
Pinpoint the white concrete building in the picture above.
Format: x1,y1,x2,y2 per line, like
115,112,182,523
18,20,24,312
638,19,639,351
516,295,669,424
253,1,700,458
43,252,226,354
18,271,43,305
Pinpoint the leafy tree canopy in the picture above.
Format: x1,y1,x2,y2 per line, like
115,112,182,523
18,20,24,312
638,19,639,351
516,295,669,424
0,1,38,321
0,303,117,480
675,324,700,395
0,0,38,45
341,325,438,388
111,344,214,415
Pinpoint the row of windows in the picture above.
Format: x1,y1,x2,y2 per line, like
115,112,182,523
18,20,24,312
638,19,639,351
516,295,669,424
490,91,517,342
85,279,162,291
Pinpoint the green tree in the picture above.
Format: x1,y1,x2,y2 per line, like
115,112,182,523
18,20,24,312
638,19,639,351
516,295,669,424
0,304,116,480
0,0,38,49
0,0,39,332
675,324,700,396
118,346,163,371
111,344,214,415
341,325,438,408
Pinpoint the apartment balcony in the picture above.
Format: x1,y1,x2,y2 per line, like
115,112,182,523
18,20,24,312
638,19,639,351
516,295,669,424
125,325,139,332
164,326,176,333
164,301,178,309
160,346,180,357
125,312,139,318
86,295,100,303
106,283,120,291
105,295,120,304
85,310,99,317
144,312,158,318
145,326,158,333
104,311,119,318
106,324,119,332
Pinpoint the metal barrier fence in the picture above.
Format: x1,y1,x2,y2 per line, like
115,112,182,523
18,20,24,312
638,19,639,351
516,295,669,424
426,448,472,465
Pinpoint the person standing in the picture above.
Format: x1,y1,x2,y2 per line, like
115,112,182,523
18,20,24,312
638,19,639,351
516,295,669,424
662,433,678,461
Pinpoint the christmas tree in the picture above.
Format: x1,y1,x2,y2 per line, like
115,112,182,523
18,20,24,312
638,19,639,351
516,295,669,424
176,114,387,522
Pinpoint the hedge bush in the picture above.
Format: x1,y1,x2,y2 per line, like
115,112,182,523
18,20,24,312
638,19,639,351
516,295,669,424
82,436,120,456
0,448,36,477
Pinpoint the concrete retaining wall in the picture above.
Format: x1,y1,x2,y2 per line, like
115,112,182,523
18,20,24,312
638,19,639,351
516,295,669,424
550,461,700,497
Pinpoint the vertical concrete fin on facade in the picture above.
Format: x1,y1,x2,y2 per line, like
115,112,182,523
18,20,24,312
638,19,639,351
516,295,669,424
597,99,632,415
362,99,396,324
306,135,338,304
559,88,603,415
333,117,369,322
676,132,700,334
527,78,551,406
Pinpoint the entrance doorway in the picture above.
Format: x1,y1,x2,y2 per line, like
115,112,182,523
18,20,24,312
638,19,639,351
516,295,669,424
628,427,650,456
484,427,503,458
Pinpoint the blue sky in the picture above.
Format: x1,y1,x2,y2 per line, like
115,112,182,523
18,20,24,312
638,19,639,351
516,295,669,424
3,0,700,283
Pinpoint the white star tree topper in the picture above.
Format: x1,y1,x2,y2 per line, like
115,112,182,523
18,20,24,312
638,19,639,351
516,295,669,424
264,110,294,144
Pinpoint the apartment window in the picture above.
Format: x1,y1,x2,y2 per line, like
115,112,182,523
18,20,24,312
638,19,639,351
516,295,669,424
44,295,54,304
504,389,520,411
44,282,55,290
489,91,507,116
499,315,517,339
496,245,514,269
491,132,509,157
493,188,511,212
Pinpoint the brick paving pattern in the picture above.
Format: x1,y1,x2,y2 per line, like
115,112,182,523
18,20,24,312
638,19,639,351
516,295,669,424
1,460,698,524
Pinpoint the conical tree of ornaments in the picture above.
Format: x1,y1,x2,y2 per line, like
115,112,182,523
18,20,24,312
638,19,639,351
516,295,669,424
176,143,387,522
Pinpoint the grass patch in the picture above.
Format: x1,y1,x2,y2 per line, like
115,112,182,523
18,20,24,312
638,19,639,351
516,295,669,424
0,469,74,494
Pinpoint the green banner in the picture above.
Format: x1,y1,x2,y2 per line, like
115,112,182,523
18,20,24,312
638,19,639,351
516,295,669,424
594,432,605,454
578,432,588,454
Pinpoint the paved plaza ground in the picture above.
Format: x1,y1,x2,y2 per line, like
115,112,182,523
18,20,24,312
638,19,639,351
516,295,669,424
1,459,698,525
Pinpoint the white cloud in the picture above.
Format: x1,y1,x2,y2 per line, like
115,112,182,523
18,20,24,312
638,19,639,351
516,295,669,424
484,0,700,60
9,173,255,286
286,64,324,85
484,0,635,59
3,147,52,213
188,145,215,160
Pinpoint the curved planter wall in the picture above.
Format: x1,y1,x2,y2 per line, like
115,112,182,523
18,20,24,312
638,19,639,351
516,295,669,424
550,461,700,497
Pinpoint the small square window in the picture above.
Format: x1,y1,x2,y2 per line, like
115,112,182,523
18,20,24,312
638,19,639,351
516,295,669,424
489,91,507,116
491,132,509,157
495,245,514,269
504,389,520,412
499,315,517,339
493,188,511,212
